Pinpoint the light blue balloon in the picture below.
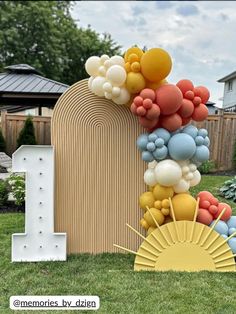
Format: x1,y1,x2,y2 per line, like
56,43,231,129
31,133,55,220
228,238,236,254
229,228,236,236
221,234,228,240
195,136,204,146
153,128,170,144
227,216,236,229
198,128,208,138
142,151,154,162
153,146,168,160
148,133,158,142
193,145,209,162
204,136,210,147
168,133,196,160
137,134,149,150
182,125,198,138
146,142,156,152
155,138,164,148
210,220,228,236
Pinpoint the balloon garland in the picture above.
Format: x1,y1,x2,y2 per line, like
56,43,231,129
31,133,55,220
85,46,236,255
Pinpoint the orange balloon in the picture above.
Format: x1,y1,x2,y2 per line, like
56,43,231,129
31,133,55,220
196,86,210,104
156,84,183,115
161,113,182,132
140,48,172,82
178,99,194,118
192,104,208,121
197,208,213,225
182,117,191,126
146,79,168,90
176,79,194,95
215,203,232,221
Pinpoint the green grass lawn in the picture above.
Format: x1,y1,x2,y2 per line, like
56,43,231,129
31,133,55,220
1,176,236,314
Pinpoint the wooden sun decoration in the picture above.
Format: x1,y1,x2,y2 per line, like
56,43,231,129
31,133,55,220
114,199,236,272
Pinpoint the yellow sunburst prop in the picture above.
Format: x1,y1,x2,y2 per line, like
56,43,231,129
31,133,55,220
114,199,236,272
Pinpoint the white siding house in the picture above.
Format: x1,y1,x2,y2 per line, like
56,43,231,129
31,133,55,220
218,71,236,110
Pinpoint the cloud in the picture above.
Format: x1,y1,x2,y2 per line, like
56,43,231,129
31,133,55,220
176,4,199,16
155,1,174,10
71,1,236,104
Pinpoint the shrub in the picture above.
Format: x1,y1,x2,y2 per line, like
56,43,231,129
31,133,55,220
7,174,25,206
0,179,9,206
17,116,37,147
219,176,236,202
198,160,215,174
0,128,6,152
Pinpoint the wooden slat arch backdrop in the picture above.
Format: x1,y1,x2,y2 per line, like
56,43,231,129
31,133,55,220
51,79,146,253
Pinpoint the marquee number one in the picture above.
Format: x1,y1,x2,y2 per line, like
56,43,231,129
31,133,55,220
11,145,66,262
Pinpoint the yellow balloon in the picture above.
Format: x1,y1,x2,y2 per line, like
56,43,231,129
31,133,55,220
140,48,172,82
144,208,164,227
140,218,149,230
147,226,156,236
126,72,146,94
161,207,170,216
154,200,162,210
161,199,170,209
171,193,197,221
139,191,155,211
153,184,174,201
146,79,168,90
124,47,143,62
131,62,141,73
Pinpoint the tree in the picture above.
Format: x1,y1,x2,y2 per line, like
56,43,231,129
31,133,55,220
17,116,37,147
0,1,121,85
0,128,6,152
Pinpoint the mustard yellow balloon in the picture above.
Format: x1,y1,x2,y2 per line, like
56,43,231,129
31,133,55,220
124,47,143,62
147,226,156,236
154,200,162,210
153,184,174,201
139,191,155,211
126,72,146,94
171,193,197,221
140,218,149,230
144,208,164,227
146,79,168,90
140,48,172,82
161,207,170,216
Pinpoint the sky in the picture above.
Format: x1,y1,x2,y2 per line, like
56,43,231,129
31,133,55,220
71,1,236,107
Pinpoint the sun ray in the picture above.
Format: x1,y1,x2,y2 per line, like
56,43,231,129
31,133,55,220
215,262,236,269
135,261,155,268
212,247,231,259
189,198,200,242
215,254,236,264
209,230,236,255
113,244,157,262
205,233,221,250
200,208,226,247
169,198,180,242
195,224,205,244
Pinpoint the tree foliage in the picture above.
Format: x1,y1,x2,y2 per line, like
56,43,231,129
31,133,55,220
17,116,37,147
0,1,121,85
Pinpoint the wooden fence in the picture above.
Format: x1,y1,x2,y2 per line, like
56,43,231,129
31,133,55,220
1,110,236,171
1,111,51,155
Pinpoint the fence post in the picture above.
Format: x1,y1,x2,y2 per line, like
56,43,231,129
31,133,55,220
217,109,224,170
1,110,7,139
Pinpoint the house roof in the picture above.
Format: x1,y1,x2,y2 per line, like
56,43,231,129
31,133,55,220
218,71,236,82
0,64,69,106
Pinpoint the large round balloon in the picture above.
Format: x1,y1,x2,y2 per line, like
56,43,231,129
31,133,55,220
192,104,208,121
106,65,126,86
140,48,172,82
85,56,101,76
154,160,182,186
171,193,196,221
168,133,196,160
161,113,182,132
156,84,183,115
176,79,194,95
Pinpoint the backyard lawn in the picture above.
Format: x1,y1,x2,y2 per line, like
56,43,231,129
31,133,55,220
1,175,236,314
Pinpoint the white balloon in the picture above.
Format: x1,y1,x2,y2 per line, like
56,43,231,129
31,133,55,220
85,56,101,76
144,168,157,186
88,76,94,90
110,55,125,67
103,82,113,93
182,166,190,174
173,179,190,193
189,163,197,172
91,76,106,97
98,66,106,76
106,65,127,86
104,92,112,100
185,172,194,181
100,54,110,64
112,86,121,98
148,160,158,169
104,60,112,69
189,170,201,187
155,159,182,187
112,87,130,105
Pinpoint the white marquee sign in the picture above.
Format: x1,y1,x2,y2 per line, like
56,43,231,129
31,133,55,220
11,146,66,262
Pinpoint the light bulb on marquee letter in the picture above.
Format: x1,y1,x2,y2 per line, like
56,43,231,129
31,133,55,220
11,145,66,262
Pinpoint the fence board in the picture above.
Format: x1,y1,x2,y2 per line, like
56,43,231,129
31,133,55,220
1,110,236,171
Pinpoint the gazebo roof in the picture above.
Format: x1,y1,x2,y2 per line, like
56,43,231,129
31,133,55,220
0,64,69,106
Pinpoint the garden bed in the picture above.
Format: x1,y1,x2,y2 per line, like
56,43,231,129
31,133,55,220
0,202,24,213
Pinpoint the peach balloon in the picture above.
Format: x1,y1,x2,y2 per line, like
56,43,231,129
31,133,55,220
156,84,183,115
